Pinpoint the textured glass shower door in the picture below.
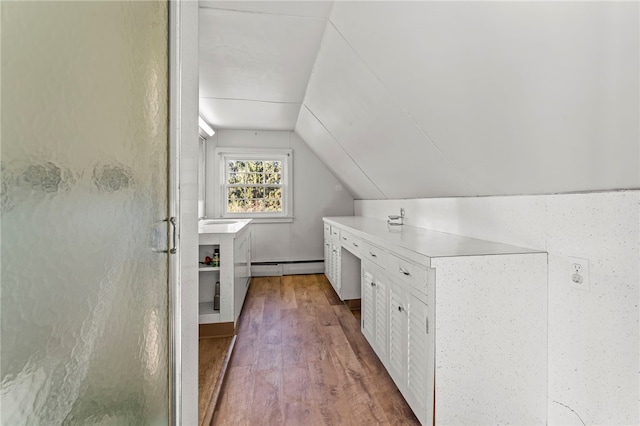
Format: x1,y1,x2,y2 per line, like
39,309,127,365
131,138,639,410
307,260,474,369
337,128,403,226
1,1,170,424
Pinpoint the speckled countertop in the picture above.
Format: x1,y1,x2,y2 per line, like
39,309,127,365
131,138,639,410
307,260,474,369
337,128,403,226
323,216,545,258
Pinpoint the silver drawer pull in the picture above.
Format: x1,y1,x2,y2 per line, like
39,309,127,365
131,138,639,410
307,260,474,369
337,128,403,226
369,252,377,258
398,305,404,312
342,237,347,241
399,267,411,276
353,243,359,247
370,282,376,287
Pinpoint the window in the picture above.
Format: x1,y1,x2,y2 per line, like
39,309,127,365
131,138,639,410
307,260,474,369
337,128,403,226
215,148,292,220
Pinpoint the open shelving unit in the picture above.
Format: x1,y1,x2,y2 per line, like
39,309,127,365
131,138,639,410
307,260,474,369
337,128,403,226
199,243,221,323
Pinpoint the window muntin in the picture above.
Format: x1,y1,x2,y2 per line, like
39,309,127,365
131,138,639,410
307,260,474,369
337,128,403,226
225,159,283,213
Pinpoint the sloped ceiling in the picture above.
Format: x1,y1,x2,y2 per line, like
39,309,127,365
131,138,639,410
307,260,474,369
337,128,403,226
200,1,639,200
199,1,330,130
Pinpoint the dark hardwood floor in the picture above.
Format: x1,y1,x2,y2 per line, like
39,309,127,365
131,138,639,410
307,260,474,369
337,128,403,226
211,274,420,426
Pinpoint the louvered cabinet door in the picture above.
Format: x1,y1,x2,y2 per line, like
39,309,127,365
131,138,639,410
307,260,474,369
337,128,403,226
406,297,434,426
361,270,376,345
324,240,330,277
374,276,388,362
332,242,341,293
388,286,407,386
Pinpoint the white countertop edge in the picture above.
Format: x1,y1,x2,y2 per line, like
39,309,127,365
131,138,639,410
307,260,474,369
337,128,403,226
323,216,546,259
198,218,252,235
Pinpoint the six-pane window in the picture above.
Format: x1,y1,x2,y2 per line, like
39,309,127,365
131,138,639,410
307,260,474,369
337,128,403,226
216,148,292,219
226,159,283,213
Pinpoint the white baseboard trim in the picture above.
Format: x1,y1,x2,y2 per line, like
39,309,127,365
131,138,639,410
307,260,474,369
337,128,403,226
251,264,283,277
251,262,324,277
283,262,324,276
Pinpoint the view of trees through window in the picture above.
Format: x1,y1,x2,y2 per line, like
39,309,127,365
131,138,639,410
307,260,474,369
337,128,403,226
226,159,283,213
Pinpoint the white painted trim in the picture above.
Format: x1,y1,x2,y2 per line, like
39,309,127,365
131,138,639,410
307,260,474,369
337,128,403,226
213,147,293,219
282,262,325,275
251,262,325,277
169,1,199,424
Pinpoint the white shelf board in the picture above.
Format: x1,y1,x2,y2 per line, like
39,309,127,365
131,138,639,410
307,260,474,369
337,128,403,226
199,266,220,272
199,302,221,324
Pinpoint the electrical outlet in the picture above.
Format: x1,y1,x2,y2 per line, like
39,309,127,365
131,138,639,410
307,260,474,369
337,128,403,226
567,256,589,291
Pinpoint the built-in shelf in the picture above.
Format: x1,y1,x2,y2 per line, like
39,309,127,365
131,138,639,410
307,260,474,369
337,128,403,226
199,302,220,315
198,219,252,329
199,302,221,324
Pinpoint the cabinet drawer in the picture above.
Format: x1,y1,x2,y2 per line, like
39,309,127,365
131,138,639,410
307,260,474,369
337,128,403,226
363,241,389,269
323,223,331,238
331,226,340,240
340,231,362,256
387,253,430,296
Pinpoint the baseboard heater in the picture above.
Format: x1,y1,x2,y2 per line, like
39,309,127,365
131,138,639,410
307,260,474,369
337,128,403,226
251,260,324,277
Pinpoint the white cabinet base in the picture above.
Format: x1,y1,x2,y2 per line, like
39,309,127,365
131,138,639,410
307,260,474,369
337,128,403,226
324,216,548,426
198,223,251,332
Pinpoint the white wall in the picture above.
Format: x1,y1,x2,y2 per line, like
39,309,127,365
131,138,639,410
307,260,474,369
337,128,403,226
356,190,640,425
205,130,354,267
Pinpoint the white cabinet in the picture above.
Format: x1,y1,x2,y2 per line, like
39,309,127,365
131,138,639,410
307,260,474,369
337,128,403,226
363,258,434,426
361,265,388,362
330,239,341,294
387,284,408,385
323,223,331,278
323,221,360,301
324,216,548,426
199,221,252,329
404,293,432,423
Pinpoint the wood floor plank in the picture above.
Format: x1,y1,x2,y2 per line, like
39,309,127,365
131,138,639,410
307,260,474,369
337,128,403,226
229,296,264,368
282,363,314,403
319,324,352,348
280,275,297,310
283,401,327,426
329,343,391,425
314,273,343,306
308,356,353,426
249,369,284,425
213,274,420,426
280,308,306,365
255,328,282,371
332,305,421,425
199,337,233,426
313,304,341,327
213,365,255,426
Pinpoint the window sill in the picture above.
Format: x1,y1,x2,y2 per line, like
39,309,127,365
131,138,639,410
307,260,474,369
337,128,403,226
220,216,294,224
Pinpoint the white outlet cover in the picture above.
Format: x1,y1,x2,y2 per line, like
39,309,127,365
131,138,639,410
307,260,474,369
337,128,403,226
567,256,590,291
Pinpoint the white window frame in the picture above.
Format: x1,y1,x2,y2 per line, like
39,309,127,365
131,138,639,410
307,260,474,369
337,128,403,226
214,147,293,222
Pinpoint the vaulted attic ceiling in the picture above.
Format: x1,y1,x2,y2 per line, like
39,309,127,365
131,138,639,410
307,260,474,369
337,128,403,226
199,1,330,130
199,1,639,200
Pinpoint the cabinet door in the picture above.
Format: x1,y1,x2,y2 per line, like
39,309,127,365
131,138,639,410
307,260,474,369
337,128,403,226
406,297,433,425
388,286,407,386
361,270,376,345
331,242,341,293
324,239,330,276
373,276,388,361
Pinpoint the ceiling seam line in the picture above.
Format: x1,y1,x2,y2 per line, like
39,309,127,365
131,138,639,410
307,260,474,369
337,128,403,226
326,19,480,197
302,104,388,199
297,12,332,121
199,6,331,21
200,97,301,105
